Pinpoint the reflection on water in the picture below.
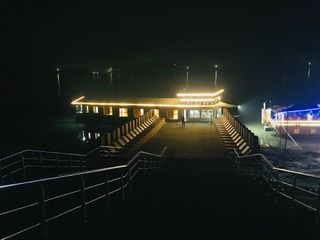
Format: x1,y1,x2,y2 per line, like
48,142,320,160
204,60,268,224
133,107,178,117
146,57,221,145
1,115,114,157
78,130,101,143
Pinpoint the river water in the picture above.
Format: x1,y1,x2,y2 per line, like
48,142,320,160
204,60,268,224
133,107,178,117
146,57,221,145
0,114,113,158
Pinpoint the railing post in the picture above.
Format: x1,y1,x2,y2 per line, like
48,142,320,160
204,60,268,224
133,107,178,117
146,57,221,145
80,175,88,223
292,176,296,203
82,158,86,169
121,170,125,200
39,183,48,240
69,155,72,172
316,182,320,226
144,155,147,176
56,153,59,175
128,168,132,193
105,173,110,210
40,153,44,178
0,162,2,182
21,153,26,180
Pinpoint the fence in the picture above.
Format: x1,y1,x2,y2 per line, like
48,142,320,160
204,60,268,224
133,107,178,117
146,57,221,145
0,146,123,184
233,149,320,220
0,110,161,184
0,147,169,240
222,108,260,153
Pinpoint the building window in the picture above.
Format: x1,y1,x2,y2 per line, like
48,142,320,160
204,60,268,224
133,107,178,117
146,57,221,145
154,109,159,118
93,106,99,114
134,108,144,118
167,110,178,120
85,106,90,113
189,110,200,118
201,110,213,118
119,108,128,117
104,106,113,115
76,105,83,114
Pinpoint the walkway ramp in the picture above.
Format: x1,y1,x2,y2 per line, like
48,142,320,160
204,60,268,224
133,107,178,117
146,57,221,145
50,123,316,239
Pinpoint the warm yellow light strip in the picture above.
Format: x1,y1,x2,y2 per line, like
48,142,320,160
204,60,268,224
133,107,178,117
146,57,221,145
176,89,224,97
180,97,220,102
72,101,221,108
71,95,224,108
71,96,85,104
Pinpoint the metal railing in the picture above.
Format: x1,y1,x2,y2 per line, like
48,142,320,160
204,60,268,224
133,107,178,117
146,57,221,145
222,109,260,152
0,147,169,240
0,146,123,184
233,149,320,218
0,110,161,184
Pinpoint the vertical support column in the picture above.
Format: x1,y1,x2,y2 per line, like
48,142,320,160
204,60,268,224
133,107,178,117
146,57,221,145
21,153,26,180
121,170,125,200
39,184,48,240
80,175,88,223
40,153,44,178
128,168,132,192
125,124,129,135
0,162,2,182
107,133,112,145
117,128,121,140
121,125,125,136
112,130,117,141
105,173,110,210
253,136,260,152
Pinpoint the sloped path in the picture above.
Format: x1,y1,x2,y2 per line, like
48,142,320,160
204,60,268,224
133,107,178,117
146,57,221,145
51,123,317,239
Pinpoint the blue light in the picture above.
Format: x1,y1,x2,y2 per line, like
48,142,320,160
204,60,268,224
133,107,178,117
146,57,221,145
279,107,320,114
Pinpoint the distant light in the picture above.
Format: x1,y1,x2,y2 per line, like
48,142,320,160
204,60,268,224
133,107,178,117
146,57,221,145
71,96,85,104
180,98,220,102
177,89,224,97
272,120,320,127
279,107,320,114
214,64,218,68
237,105,241,109
186,66,189,70
308,62,312,66
56,68,60,71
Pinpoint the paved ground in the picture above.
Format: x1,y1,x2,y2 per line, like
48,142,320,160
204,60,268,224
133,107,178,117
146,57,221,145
141,122,226,159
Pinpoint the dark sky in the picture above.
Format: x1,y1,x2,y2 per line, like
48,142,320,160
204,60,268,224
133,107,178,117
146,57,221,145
2,1,320,112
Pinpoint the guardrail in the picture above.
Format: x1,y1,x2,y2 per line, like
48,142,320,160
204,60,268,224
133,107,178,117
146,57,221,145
0,110,160,184
233,149,320,219
0,146,169,240
0,146,123,184
222,109,260,153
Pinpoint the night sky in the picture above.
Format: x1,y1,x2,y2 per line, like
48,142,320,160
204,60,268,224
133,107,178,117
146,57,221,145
2,1,320,118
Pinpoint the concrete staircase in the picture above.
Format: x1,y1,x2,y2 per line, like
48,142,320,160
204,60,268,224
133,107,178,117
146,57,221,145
49,157,318,240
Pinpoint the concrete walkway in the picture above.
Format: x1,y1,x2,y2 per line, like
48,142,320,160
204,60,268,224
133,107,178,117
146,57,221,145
51,122,317,239
142,122,226,159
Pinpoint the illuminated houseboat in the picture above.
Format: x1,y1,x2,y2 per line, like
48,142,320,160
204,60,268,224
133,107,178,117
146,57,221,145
262,104,320,135
71,89,236,123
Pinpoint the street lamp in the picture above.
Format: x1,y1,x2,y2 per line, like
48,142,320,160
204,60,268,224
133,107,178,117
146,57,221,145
186,66,189,90
214,64,218,89
106,67,113,84
307,62,311,81
56,68,61,97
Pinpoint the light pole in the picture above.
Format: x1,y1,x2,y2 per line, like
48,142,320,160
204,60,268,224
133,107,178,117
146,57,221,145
56,68,61,97
186,66,189,89
214,64,218,89
107,67,113,84
307,62,311,81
